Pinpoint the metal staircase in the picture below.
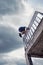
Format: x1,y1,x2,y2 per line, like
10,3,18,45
23,11,43,65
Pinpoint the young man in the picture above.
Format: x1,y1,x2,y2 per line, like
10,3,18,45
18,26,30,37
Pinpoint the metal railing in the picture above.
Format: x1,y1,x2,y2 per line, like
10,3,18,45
23,12,43,46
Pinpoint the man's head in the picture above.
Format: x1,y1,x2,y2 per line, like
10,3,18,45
18,26,29,37
19,27,26,32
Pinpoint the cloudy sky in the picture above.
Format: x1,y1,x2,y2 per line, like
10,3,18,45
0,0,43,65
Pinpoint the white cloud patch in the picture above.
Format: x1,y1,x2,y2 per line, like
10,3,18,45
0,0,33,15
0,0,34,53
0,48,26,65
32,57,43,65
27,0,43,13
0,26,24,53
0,0,34,30
34,5,43,13
0,0,34,65
0,0,43,65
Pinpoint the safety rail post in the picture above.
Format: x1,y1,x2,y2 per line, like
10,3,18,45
25,52,33,65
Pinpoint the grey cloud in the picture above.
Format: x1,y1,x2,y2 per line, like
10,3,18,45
0,26,23,53
28,0,43,7
28,0,43,5
0,57,26,65
0,55,43,65
27,0,43,13
0,0,24,15
15,59,26,65
0,61,7,65
32,58,43,65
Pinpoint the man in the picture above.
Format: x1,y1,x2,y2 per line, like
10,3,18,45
18,26,30,37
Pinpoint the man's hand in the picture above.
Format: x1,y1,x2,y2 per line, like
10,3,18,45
19,33,22,37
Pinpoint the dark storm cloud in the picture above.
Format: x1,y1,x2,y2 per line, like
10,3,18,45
0,0,24,15
0,26,23,53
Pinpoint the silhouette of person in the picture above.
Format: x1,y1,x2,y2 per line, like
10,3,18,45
18,26,30,37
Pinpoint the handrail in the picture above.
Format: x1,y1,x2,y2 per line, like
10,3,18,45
23,12,43,46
